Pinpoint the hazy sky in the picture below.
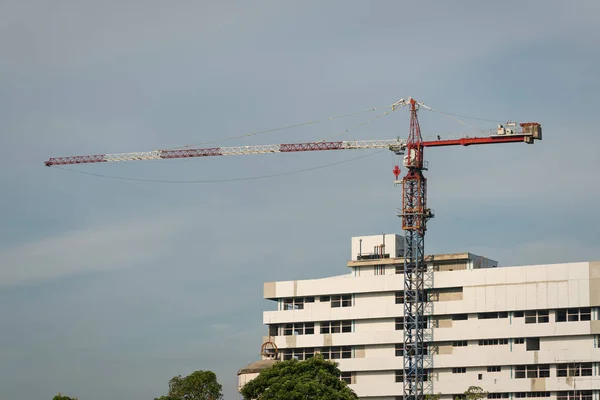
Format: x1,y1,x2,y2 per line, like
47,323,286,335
1,1,599,399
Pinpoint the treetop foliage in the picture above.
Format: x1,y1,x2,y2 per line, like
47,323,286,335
53,394,78,400
239,353,358,400
154,370,223,400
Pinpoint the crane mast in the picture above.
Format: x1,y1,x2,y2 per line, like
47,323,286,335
44,99,542,400
400,99,433,400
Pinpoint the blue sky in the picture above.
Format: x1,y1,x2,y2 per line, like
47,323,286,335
1,1,599,399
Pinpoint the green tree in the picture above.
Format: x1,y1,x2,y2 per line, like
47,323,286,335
154,370,223,400
460,386,488,400
240,353,358,400
53,394,78,400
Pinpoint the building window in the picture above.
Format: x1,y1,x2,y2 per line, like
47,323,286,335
525,310,549,324
269,324,278,337
514,338,525,344
515,392,550,398
282,347,315,361
514,311,525,318
557,391,593,400
452,367,466,374
283,297,305,310
340,371,354,384
478,338,509,346
395,370,404,382
487,366,501,372
515,364,550,378
320,320,352,334
331,294,352,308
283,322,314,335
320,296,330,302
374,265,385,275
396,291,404,304
395,317,404,330
453,340,468,347
526,337,540,351
488,394,509,399
556,308,591,322
395,343,404,356
321,346,352,360
452,314,469,321
478,312,508,319
395,264,404,274
557,363,593,377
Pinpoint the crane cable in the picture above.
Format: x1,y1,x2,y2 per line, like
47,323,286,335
51,103,393,183
419,104,504,135
52,150,385,184
166,104,393,150
50,100,507,184
314,110,390,143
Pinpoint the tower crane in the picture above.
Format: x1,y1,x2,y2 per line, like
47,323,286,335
44,98,542,400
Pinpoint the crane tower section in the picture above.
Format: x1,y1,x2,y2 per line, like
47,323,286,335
399,99,433,400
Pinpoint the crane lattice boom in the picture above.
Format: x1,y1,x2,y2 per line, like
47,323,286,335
44,139,407,166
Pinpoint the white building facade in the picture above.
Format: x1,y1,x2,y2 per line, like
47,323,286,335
242,234,600,400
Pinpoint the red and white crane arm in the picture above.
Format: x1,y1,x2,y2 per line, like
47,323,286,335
44,139,407,166
44,127,541,167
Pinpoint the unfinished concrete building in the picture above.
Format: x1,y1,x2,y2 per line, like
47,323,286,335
238,233,600,400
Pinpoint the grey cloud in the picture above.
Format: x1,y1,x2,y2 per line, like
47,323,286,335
0,210,194,286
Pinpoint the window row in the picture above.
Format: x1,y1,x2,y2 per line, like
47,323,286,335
556,308,591,322
282,301,596,322
449,363,595,378
283,297,314,310
320,294,353,308
273,320,354,336
513,308,591,323
557,363,593,377
515,364,550,378
281,346,352,361
283,322,314,336
439,338,521,347
479,338,509,346
515,393,551,398
514,310,549,324
478,308,595,322
282,295,354,310
558,391,593,400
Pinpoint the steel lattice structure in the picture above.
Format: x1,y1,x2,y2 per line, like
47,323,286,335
44,98,542,400
44,139,406,166
399,99,434,400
